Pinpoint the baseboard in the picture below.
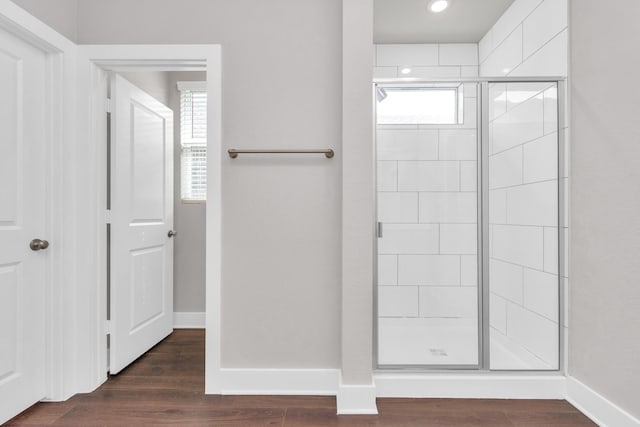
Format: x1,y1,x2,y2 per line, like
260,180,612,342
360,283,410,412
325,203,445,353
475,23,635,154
337,377,378,414
173,312,205,329
375,373,566,399
565,377,640,427
219,368,339,395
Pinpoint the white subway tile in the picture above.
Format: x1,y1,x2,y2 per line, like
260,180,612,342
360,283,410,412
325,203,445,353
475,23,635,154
492,0,543,48
419,192,477,224
379,286,419,317
492,93,544,153
493,224,544,270
379,224,439,254
507,302,559,368
490,259,524,304
523,268,559,322
398,255,460,286
440,224,477,255
462,83,478,98
398,161,460,192
523,133,558,183
373,66,397,79
378,255,397,286
522,0,568,59
406,66,461,79
460,161,477,191
543,226,558,274
378,192,419,223
480,26,523,77
543,86,558,135
490,294,508,334
460,97,477,128
376,44,439,66
439,130,477,160
420,287,478,318
506,82,550,110
489,83,507,121
506,180,558,227
478,30,493,64
461,66,479,78
511,29,568,77
439,44,478,66
377,129,438,160
377,161,397,191
461,255,478,286
490,189,507,224
489,146,523,189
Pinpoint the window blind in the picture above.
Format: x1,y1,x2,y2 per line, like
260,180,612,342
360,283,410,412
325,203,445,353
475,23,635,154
178,83,207,201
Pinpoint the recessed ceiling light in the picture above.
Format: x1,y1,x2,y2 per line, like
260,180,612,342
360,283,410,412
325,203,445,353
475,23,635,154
429,0,449,13
401,67,412,75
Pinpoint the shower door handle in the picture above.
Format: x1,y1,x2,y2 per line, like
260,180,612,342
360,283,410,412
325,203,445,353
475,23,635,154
377,222,383,238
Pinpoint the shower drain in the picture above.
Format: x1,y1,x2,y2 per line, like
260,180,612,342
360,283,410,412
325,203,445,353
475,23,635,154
429,348,448,356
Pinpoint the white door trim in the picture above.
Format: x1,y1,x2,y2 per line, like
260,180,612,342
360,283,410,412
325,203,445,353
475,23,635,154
76,44,222,394
0,0,78,403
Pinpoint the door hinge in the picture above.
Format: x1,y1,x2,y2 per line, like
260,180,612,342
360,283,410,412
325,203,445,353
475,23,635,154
105,320,111,335
106,98,112,113
105,210,112,224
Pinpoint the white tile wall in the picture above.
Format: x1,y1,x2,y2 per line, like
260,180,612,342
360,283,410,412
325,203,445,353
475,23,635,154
543,226,558,274
438,130,477,161
378,224,439,255
379,286,419,317
489,146,522,189
490,259,524,304
523,133,558,183
507,302,558,367
419,192,477,224
460,161,477,191
377,129,438,160
405,66,461,79
492,225,544,270
506,180,558,227
398,162,460,192
377,161,398,191
490,295,508,334
419,287,478,318
460,255,478,286
376,44,439,67
523,268,559,322
522,0,568,59
439,44,478,66
440,224,477,255
490,189,507,224
378,255,397,286
513,29,568,77
492,93,544,153
543,86,558,136
398,255,460,286
378,192,419,223
481,26,523,77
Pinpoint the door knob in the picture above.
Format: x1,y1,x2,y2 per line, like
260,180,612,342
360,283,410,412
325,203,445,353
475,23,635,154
167,230,177,238
30,239,49,251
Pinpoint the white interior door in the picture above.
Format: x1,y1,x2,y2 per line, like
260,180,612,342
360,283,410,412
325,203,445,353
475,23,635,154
0,28,48,423
110,74,174,374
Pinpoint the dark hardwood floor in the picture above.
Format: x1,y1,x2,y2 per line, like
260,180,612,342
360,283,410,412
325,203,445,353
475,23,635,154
6,330,596,426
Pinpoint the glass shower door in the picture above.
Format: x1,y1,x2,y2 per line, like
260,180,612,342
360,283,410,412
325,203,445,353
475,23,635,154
375,83,480,367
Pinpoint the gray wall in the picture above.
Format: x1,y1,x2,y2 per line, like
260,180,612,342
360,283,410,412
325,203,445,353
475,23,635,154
119,71,207,313
10,0,77,41
570,0,640,418
64,0,343,368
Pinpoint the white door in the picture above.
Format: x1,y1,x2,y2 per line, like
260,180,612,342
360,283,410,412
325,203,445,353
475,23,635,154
0,28,48,423
110,75,174,374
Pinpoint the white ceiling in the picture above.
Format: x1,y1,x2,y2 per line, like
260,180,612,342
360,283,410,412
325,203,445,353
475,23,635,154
374,0,515,44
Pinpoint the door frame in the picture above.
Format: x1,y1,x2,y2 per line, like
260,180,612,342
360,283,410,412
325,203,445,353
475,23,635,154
77,44,222,394
0,1,78,402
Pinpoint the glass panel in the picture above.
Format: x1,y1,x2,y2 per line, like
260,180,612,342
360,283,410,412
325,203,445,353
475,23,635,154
488,82,560,370
376,83,479,367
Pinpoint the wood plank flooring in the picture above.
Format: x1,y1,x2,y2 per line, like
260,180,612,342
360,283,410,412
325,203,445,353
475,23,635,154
6,330,596,426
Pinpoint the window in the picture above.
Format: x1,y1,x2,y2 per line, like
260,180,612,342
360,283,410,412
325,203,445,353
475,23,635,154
178,81,207,201
376,86,463,125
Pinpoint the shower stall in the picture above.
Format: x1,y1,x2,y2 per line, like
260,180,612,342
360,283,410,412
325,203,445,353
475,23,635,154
375,79,565,371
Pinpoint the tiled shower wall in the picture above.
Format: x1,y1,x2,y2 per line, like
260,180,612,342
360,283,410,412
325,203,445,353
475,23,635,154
488,82,560,369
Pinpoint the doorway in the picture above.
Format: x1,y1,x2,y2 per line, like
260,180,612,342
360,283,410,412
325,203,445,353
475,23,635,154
374,79,564,371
